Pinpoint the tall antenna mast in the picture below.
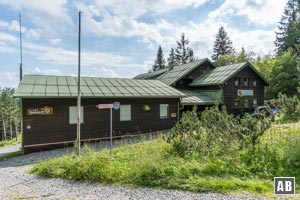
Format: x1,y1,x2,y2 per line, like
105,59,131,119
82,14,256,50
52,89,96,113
76,11,82,155
19,11,23,81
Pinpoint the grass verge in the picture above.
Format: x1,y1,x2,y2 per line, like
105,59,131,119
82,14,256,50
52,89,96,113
30,123,300,196
0,134,21,148
0,150,24,162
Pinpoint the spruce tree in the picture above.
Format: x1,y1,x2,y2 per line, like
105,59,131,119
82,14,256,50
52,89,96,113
152,45,166,71
275,0,300,53
167,48,176,68
212,26,235,61
174,33,195,65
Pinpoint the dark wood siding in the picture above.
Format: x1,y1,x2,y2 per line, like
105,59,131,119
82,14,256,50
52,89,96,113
22,98,179,148
223,66,265,115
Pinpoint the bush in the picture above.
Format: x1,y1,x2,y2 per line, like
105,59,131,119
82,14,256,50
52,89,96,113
166,105,273,156
278,93,300,122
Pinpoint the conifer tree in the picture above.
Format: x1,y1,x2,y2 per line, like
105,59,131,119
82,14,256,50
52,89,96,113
152,45,166,71
275,0,300,53
212,26,235,61
174,33,195,65
167,48,176,68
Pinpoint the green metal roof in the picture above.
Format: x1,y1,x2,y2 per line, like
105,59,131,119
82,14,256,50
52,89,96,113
133,68,168,79
156,59,211,86
189,62,269,86
178,89,217,105
14,75,185,98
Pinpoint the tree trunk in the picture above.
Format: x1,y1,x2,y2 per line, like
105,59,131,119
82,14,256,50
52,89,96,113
9,118,13,140
1,113,7,140
15,122,18,141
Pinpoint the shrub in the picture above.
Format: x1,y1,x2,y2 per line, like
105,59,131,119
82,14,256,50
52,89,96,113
278,93,300,121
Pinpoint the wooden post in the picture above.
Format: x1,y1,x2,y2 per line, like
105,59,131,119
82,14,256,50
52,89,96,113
76,11,82,155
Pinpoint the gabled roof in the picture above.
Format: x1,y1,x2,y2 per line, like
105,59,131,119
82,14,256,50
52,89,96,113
14,75,185,98
156,58,213,86
178,89,216,105
133,68,168,79
189,62,269,86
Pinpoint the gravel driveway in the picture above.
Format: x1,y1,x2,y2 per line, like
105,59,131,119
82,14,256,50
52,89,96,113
0,139,265,200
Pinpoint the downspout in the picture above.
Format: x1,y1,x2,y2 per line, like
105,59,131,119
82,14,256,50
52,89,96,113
218,84,224,104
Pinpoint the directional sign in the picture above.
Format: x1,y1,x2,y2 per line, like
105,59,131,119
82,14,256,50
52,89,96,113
96,104,113,109
113,102,120,110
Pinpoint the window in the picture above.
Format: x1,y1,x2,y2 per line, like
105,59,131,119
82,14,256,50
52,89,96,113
253,80,257,87
253,99,257,107
160,104,169,118
120,105,131,121
244,100,249,108
244,78,249,87
69,106,84,124
234,100,239,108
234,77,240,86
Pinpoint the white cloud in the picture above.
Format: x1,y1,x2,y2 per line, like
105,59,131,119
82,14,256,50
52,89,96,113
28,67,63,76
0,72,19,87
208,0,287,26
0,31,18,43
0,0,73,38
92,67,120,78
49,38,62,45
0,19,26,32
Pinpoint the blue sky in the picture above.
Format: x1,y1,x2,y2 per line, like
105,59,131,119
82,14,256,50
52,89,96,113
0,0,287,87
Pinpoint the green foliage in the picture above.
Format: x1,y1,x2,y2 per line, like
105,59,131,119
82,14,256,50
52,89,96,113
278,93,300,122
152,45,166,71
275,0,300,53
214,48,255,67
254,50,300,99
0,133,21,147
166,105,272,157
31,123,300,195
0,150,23,162
167,48,176,68
174,33,195,65
212,26,235,61
0,87,21,141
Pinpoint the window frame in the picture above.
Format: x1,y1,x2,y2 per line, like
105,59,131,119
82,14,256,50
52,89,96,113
234,99,239,108
234,77,240,87
244,78,250,87
120,104,132,121
69,106,84,124
253,80,257,87
253,99,258,108
244,99,249,108
160,104,169,118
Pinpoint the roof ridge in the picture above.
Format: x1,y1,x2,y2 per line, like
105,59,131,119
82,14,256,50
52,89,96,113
23,74,163,82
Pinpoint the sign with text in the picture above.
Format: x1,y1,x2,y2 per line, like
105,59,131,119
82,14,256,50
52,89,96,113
237,90,253,97
274,177,295,195
27,106,53,116
96,104,113,109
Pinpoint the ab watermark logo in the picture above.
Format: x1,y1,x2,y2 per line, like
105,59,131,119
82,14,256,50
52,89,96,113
274,177,295,195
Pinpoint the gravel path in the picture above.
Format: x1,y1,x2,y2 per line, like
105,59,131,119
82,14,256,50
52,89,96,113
0,139,265,200
0,143,21,156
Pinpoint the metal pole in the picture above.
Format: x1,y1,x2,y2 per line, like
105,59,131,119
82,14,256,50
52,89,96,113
110,107,113,157
77,11,81,155
19,11,23,81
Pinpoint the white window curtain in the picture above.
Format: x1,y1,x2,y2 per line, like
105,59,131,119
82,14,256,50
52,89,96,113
69,106,84,124
160,104,169,118
253,99,257,107
120,105,131,121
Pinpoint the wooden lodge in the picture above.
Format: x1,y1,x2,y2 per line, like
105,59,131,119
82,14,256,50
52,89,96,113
14,58,269,153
